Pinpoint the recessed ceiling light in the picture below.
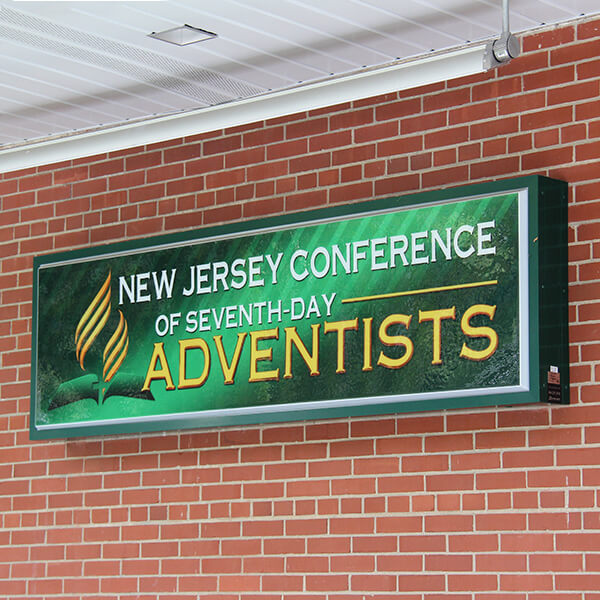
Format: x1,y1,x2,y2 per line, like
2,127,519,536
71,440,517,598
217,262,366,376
149,24,217,46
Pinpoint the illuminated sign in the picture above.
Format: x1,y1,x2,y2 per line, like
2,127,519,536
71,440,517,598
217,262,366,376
30,176,568,438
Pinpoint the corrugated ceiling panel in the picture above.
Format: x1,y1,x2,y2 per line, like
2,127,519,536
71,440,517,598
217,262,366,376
0,0,598,148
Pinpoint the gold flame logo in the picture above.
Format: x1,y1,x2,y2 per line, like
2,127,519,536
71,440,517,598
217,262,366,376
74,271,129,383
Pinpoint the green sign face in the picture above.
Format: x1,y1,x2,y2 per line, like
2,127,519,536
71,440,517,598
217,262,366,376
30,177,569,438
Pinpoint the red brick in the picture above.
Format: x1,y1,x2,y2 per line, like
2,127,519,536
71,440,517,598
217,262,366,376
310,460,353,480
425,514,473,532
456,142,480,162
555,573,600,591
202,483,241,501
19,172,52,191
549,80,599,106
476,471,527,490
426,553,472,571
329,181,372,203
556,532,600,552
219,575,261,592
577,17,600,38
0,178,18,195
355,456,400,474
447,534,496,554
527,469,580,488
446,412,494,432
487,138,511,159
325,437,371,457
309,130,353,152
502,449,554,468
243,126,284,147
471,157,520,180
498,408,550,428
449,100,496,126
557,446,600,466
239,445,282,464
385,156,407,174
346,420,392,440
475,430,526,449
450,451,500,471
523,146,573,171
203,136,240,156
286,117,328,140
401,111,447,135
3,191,36,212
424,88,470,112
331,107,374,130
272,519,316,539
260,574,303,591
376,515,421,534
377,134,423,157
376,554,422,574
551,37,600,64
355,121,398,144
422,165,469,189
286,479,329,498
523,26,574,52
397,574,444,592
474,77,522,104
329,150,372,174
286,555,328,573
352,574,397,591
179,576,220,593
470,117,518,141
375,97,421,121
374,173,420,196
263,537,304,556
248,557,288,577
499,574,553,591
433,147,455,166
285,189,328,212
243,481,284,499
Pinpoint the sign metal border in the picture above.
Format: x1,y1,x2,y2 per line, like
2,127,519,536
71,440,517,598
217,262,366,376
30,175,569,439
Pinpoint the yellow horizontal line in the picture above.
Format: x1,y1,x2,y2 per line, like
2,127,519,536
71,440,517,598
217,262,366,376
342,280,498,304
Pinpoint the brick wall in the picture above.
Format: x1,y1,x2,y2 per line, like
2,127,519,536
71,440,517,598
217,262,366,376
1,14,600,599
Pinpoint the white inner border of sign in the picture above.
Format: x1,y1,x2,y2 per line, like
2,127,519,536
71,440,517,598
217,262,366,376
35,188,530,431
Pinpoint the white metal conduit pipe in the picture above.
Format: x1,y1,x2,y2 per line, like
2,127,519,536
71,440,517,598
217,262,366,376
493,0,521,62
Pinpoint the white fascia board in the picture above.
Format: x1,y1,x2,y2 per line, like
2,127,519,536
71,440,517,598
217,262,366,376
0,43,493,174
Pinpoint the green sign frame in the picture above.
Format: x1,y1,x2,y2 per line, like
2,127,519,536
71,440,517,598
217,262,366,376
30,175,569,439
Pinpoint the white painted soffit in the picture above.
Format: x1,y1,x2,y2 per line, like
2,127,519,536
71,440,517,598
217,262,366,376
0,1,599,173
0,43,492,173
